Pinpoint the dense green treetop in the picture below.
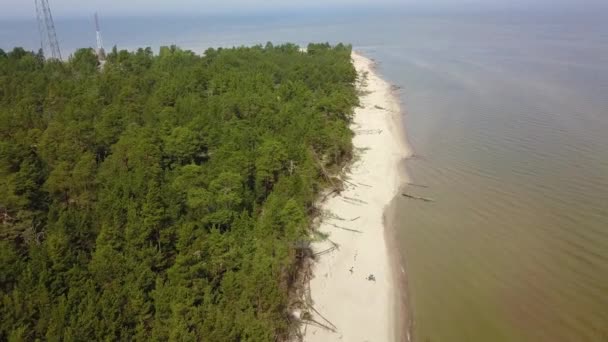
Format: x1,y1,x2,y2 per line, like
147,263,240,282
0,42,357,341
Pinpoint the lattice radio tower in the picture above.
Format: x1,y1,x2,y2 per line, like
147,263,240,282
94,12,105,60
34,0,62,60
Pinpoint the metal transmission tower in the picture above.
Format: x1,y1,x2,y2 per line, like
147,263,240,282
94,12,105,60
34,0,62,60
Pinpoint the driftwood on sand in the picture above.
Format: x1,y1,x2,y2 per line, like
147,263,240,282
328,223,363,234
401,193,434,202
314,246,338,257
342,196,368,205
406,182,429,188
301,306,338,333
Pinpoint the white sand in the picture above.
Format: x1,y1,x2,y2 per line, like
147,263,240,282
303,52,412,341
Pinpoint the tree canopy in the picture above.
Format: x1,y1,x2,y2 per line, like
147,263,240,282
0,43,357,341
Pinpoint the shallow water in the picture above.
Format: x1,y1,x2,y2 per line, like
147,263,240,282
378,13,608,342
3,9,608,342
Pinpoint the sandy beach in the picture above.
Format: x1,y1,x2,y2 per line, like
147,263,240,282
303,52,412,342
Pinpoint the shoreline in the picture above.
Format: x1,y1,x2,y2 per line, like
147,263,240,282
302,51,412,342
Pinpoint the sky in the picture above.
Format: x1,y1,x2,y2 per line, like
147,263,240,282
1,0,606,18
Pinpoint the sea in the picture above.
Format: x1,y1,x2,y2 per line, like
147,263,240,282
2,8,608,342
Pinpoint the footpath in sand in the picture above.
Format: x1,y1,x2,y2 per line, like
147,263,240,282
303,52,411,342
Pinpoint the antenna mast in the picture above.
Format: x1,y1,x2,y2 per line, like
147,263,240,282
94,12,105,60
34,0,62,60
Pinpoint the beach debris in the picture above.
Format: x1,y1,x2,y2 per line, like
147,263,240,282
314,246,338,257
374,105,387,110
349,267,354,274
340,198,363,206
340,177,359,188
342,196,368,205
324,212,360,223
306,306,338,332
357,182,373,188
320,189,339,202
357,89,373,97
409,153,426,160
322,210,347,221
328,223,363,234
311,228,330,242
293,240,313,259
355,129,383,135
406,182,429,188
402,193,434,202
310,149,342,192
300,311,337,333
367,274,376,282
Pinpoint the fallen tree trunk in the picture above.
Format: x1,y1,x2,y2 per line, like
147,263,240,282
328,223,363,234
402,193,434,202
406,182,429,188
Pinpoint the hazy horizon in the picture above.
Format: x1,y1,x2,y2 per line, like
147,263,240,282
1,0,607,19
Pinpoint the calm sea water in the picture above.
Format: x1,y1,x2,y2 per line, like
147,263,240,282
2,9,608,342
379,13,608,342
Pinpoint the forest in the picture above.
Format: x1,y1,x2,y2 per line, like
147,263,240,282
0,43,358,341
